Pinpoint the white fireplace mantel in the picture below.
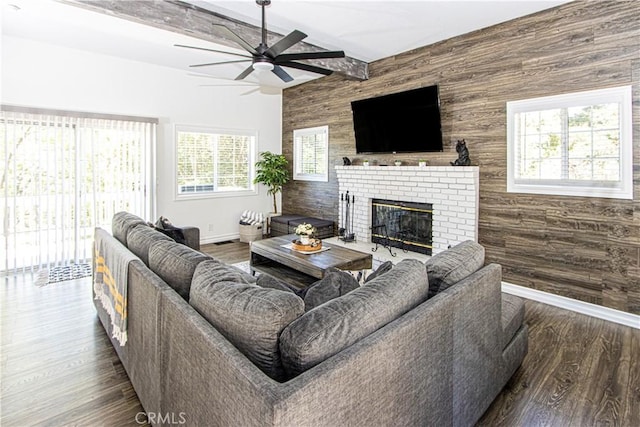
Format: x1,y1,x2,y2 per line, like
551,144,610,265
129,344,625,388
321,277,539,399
335,165,479,255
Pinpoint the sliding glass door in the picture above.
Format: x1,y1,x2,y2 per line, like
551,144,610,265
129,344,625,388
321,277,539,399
1,108,156,274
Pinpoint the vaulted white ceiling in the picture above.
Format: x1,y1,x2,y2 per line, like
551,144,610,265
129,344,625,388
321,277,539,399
2,0,571,88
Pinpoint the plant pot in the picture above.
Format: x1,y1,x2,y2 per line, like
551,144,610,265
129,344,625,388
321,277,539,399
300,235,310,245
419,161,427,167
394,161,402,166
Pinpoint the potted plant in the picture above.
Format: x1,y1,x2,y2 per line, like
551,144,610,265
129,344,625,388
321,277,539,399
419,159,427,167
394,159,402,166
254,151,290,214
295,222,316,245
362,159,370,167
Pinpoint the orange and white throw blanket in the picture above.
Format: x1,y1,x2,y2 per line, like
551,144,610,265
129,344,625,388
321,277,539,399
93,228,137,346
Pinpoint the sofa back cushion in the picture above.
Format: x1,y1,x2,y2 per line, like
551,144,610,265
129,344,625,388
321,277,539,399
190,260,304,381
149,240,211,301
192,259,257,285
425,240,485,297
127,224,172,266
112,211,147,246
279,259,428,377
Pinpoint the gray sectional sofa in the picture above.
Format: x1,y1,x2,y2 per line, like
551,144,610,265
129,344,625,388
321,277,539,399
93,212,528,427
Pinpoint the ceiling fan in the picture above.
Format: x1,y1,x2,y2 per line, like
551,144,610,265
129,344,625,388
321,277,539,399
175,0,345,83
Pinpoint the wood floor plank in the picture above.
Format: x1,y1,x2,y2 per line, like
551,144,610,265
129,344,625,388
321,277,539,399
2,243,639,426
478,299,640,427
200,240,252,264
622,328,640,426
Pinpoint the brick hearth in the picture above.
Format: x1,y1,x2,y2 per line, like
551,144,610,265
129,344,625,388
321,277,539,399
335,166,479,255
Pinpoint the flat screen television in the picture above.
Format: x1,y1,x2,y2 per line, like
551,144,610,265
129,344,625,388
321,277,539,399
351,85,443,154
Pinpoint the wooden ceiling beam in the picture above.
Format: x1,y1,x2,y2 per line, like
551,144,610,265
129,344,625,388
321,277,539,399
56,0,369,81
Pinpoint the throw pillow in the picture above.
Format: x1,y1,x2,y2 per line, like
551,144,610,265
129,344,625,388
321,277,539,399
256,273,296,294
154,216,186,245
425,240,485,298
303,270,360,311
364,260,393,283
342,260,394,285
279,259,428,377
190,262,304,382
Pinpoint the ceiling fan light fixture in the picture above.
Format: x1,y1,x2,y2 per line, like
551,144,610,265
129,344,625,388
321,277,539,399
177,0,343,83
252,61,274,72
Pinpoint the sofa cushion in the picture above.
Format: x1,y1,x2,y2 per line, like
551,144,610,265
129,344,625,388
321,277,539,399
190,261,304,382
280,259,428,377
501,293,525,348
149,240,211,301
127,224,172,266
112,211,147,247
303,270,360,311
425,240,485,297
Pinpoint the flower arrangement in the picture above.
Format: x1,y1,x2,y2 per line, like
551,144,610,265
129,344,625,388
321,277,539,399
295,223,316,236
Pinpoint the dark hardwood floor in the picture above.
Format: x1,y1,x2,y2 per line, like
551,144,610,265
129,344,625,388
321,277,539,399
199,240,253,264
2,241,638,426
478,301,639,427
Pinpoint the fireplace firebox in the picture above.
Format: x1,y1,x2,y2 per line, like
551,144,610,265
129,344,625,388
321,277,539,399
371,199,433,255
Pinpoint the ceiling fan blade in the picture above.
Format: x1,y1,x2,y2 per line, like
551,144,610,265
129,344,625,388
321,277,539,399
212,24,258,55
235,65,255,80
275,50,345,61
271,65,294,83
265,30,307,57
278,61,333,76
190,59,252,68
174,44,252,59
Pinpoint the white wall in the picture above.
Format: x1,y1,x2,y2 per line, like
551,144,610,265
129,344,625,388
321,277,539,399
1,36,282,243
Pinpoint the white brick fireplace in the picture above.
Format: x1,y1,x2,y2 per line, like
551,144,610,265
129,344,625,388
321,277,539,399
335,166,479,255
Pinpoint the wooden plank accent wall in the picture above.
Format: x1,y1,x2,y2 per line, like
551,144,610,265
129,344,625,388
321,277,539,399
281,0,640,315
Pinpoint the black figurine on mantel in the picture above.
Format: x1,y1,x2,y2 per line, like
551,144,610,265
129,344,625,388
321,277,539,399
450,139,471,166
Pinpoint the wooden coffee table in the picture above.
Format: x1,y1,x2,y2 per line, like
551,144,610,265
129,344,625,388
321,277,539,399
250,234,373,287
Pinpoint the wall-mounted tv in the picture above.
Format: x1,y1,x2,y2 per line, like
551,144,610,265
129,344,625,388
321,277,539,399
351,85,443,154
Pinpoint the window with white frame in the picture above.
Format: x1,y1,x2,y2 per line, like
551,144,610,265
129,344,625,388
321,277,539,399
507,86,632,199
175,125,256,198
293,125,329,182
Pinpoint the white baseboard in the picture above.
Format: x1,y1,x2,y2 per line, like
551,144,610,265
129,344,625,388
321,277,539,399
200,232,240,246
502,282,640,330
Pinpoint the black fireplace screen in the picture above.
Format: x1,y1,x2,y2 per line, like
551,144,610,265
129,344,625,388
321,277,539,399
371,199,433,255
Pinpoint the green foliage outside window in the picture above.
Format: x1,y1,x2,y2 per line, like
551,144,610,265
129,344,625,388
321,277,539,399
516,103,620,182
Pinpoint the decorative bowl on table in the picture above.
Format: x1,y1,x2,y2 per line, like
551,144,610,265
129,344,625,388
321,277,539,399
291,238,322,252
